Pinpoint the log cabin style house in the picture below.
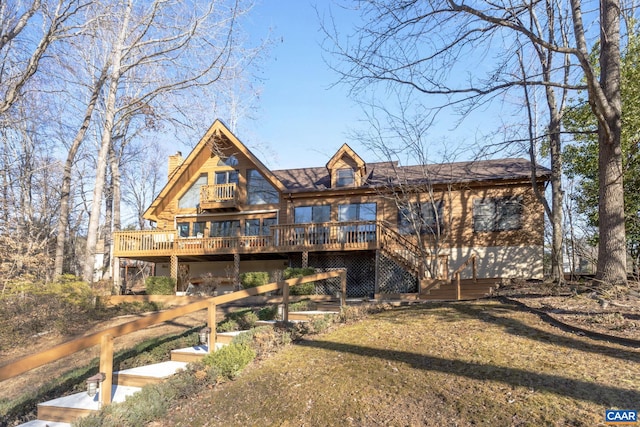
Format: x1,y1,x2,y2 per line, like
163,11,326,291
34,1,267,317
112,119,550,299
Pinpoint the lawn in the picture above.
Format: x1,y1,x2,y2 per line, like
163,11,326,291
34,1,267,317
156,300,640,427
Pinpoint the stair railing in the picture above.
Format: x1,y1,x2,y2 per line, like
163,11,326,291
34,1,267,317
452,254,477,300
378,222,448,280
0,270,347,407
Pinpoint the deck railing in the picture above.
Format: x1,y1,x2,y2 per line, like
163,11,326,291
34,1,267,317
114,221,379,257
200,183,237,203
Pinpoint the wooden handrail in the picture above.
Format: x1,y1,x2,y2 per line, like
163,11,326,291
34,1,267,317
453,254,477,300
378,223,448,280
0,270,346,382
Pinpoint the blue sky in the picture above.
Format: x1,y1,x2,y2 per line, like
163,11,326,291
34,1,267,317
243,1,365,170
239,1,504,171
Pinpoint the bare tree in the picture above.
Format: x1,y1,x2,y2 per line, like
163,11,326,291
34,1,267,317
0,0,88,115
350,98,455,281
326,0,630,286
64,0,257,283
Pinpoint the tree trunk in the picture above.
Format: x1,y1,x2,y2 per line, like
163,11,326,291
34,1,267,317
102,166,113,280
82,0,131,283
54,66,108,277
596,0,626,286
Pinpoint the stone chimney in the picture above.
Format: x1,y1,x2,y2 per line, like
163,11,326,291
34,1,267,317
168,151,183,178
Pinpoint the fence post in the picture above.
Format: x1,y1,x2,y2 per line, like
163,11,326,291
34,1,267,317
208,300,216,352
99,334,114,406
282,280,289,322
456,274,461,301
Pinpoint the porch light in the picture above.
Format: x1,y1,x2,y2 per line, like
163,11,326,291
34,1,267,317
86,373,106,397
199,327,211,347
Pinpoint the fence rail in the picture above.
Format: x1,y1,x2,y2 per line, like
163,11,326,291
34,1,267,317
0,270,347,405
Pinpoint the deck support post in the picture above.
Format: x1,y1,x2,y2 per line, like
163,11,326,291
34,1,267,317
208,301,216,353
233,253,240,290
170,255,178,292
301,251,308,268
99,334,114,406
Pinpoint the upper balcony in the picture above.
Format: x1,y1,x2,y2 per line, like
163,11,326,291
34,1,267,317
199,183,238,210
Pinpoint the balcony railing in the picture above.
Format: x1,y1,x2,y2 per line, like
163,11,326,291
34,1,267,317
200,183,238,209
113,221,379,257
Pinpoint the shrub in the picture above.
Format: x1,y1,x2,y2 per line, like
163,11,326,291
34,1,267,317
231,326,292,358
296,313,334,335
203,343,256,381
284,267,316,295
145,276,175,295
240,271,269,288
223,309,259,330
288,299,313,312
217,319,239,332
257,304,278,320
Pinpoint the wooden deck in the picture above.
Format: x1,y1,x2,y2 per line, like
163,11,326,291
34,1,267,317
113,221,379,259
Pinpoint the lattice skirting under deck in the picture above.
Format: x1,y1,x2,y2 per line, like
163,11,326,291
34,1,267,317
289,251,418,298
377,253,418,294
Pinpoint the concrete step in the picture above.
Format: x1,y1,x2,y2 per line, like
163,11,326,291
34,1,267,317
170,343,225,363
113,361,188,387
34,385,141,424
288,310,339,321
17,421,70,427
254,319,307,327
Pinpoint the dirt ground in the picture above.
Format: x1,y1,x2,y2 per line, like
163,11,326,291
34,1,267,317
494,279,640,343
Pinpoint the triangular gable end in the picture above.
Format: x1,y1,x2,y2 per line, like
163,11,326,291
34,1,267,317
326,143,366,171
325,143,367,188
143,119,287,223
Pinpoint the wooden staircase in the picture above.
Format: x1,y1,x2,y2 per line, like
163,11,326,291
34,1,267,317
378,224,451,295
377,225,497,300
16,301,343,427
20,361,189,426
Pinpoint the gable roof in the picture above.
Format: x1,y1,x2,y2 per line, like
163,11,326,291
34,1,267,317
326,143,366,171
143,119,287,222
273,158,550,193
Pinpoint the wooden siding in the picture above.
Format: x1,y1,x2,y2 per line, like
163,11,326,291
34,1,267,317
154,149,280,230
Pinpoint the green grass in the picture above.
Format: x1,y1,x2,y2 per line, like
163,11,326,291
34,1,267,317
158,301,640,426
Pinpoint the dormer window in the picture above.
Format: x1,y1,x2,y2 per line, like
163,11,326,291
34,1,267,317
337,168,355,187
